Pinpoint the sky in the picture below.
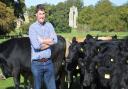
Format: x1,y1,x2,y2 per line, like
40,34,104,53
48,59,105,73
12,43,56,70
25,0,128,8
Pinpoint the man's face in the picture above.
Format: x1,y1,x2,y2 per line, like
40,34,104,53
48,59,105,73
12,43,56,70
36,10,45,24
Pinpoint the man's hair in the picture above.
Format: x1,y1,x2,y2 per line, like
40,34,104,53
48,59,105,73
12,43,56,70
35,4,45,13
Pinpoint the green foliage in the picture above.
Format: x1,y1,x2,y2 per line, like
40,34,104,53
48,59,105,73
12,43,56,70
117,5,128,31
19,23,31,34
47,2,71,33
24,0,128,33
1,0,25,19
78,6,95,24
78,0,128,32
26,0,84,33
0,0,26,35
65,0,84,11
0,1,16,34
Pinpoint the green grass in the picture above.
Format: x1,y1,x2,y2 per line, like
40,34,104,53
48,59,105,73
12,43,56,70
0,75,24,89
0,77,14,89
58,30,128,41
0,69,24,89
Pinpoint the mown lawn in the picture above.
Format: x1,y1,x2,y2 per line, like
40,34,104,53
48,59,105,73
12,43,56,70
0,77,25,89
58,30,128,41
0,76,81,89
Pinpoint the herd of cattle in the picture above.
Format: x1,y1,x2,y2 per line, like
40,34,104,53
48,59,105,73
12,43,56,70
0,34,128,89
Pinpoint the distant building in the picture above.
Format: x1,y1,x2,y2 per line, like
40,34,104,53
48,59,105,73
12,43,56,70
15,11,29,29
24,11,29,23
15,18,23,29
69,6,78,28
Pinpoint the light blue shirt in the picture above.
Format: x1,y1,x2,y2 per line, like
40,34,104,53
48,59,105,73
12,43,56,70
29,21,57,61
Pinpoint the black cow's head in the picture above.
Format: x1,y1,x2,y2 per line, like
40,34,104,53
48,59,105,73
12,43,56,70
66,37,84,71
0,58,12,78
79,57,97,87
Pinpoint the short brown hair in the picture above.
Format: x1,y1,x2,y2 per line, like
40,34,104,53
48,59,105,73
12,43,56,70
35,4,45,13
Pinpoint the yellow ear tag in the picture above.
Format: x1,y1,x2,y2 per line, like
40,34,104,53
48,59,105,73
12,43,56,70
80,48,83,52
104,74,110,79
77,73,80,77
95,65,98,69
126,60,128,64
76,66,79,69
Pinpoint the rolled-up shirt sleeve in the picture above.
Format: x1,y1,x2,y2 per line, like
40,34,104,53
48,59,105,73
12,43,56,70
49,23,58,44
29,25,41,50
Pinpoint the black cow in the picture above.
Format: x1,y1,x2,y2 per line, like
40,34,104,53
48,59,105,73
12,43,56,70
0,35,66,89
78,35,128,89
66,37,85,89
0,37,32,89
79,35,100,89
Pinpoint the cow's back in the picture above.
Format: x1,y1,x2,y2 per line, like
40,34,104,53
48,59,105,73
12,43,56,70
0,37,31,74
51,35,66,76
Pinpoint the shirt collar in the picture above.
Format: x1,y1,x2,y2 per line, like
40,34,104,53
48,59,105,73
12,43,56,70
36,21,46,26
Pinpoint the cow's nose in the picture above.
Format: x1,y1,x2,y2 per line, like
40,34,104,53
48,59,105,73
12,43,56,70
83,81,89,87
66,59,71,63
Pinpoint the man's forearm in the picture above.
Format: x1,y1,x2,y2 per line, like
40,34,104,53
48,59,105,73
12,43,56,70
44,38,53,44
40,44,50,50
39,37,54,45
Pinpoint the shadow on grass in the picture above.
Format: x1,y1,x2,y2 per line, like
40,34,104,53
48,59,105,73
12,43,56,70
6,87,24,89
4,78,81,89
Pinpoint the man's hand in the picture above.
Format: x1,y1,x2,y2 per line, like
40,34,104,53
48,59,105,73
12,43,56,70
38,37,54,45
43,38,54,45
40,44,50,50
38,37,54,50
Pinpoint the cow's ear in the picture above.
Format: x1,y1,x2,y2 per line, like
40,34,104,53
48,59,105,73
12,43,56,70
72,37,77,43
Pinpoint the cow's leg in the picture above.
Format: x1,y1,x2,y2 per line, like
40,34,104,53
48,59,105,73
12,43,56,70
56,66,66,89
22,72,33,89
80,71,84,89
65,62,73,89
23,75,29,89
60,71,66,89
12,68,20,89
26,74,34,89
66,71,73,89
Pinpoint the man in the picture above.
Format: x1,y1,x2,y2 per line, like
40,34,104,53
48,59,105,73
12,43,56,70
28,4,57,89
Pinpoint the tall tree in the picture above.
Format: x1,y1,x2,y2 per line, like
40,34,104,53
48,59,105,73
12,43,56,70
117,5,128,31
1,0,25,19
65,0,84,11
0,1,16,34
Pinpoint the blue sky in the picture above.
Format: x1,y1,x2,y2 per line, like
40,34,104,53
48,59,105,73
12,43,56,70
25,0,128,8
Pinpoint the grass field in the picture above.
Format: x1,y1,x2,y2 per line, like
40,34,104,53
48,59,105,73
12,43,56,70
0,75,25,89
58,30,128,42
0,30,128,43
0,75,81,89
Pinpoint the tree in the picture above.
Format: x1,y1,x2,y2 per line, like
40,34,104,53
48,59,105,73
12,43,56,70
0,1,16,34
0,0,26,34
48,2,71,33
1,0,25,19
117,5,128,31
78,6,95,24
65,0,84,11
95,0,113,16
